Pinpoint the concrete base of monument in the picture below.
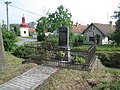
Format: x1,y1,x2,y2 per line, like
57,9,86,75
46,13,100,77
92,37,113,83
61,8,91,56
65,47,71,62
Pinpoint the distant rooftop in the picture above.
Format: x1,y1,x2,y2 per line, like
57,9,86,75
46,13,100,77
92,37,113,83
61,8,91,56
72,23,87,33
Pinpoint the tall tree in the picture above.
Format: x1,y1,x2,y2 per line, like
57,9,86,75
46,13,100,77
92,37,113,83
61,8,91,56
36,5,73,41
0,23,7,71
47,5,73,32
36,17,48,41
112,6,120,45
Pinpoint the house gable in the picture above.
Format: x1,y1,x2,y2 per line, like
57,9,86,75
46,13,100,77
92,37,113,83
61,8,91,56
83,23,115,44
83,23,115,36
83,23,105,36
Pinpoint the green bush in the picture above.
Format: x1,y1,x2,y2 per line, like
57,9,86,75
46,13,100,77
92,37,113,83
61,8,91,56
2,29,17,51
97,53,120,68
41,35,58,49
47,35,58,43
37,33,45,41
13,46,46,60
72,35,84,46
13,46,27,58
56,51,65,60
72,55,86,64
13,45,36,58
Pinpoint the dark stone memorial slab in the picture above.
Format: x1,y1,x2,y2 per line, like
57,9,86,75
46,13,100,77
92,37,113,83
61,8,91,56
58,27,70,61
58,27,69,47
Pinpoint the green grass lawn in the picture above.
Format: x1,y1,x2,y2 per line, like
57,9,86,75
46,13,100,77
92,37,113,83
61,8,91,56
96,45,120,52
72,44,120,52
0,52,37,84
71,44,91,50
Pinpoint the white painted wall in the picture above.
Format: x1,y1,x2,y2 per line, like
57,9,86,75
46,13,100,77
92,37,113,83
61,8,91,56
102,36,108,44
20,28,29,37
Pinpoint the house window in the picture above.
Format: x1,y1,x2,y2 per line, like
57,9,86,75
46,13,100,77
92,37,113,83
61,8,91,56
24,31,26,34
90,27,92,30
93,27,95,30
89,37,95,42
90,26,95,30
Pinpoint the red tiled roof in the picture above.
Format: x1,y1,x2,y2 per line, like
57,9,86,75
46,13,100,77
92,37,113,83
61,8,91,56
20,23,28,28
29,28,36,32
72,24,87,33
20,16,28,28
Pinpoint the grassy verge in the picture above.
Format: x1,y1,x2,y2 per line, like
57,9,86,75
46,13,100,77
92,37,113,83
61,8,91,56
91,67,120,90
72,44,120,53
0,52,37,84
35,67,120,90
36,69,91,90
96,45,120,52
71,44,91,50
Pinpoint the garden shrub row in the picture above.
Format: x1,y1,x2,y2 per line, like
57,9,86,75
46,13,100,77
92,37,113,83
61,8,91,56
97,53,120,68
2,29,17,51
13,46,28,58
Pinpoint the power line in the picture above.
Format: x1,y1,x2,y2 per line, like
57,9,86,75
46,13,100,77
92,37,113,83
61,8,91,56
9,4,42,16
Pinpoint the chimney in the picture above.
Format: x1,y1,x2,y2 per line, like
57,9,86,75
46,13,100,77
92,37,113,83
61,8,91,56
76,22,78,27
109,21,113,29
87,24,89,26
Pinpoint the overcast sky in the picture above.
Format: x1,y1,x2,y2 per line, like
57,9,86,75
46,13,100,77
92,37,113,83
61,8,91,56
0,0,119,25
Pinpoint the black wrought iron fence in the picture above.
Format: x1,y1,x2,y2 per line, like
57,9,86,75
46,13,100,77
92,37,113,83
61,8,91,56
44,44,96,70
24,42,96,70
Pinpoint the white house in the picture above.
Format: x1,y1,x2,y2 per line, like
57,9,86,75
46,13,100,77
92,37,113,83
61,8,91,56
83,22,115,45
20,16,29,37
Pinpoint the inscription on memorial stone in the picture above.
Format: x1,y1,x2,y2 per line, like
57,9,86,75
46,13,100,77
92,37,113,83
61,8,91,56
58,27,68,47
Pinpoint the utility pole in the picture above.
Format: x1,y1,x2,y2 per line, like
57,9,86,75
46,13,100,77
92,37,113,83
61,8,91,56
5,1,11,31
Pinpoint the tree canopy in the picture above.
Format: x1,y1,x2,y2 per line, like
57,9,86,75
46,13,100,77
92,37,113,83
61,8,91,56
36,5,73,41
47,5,73,32
36,17,48,41
112,6,120,45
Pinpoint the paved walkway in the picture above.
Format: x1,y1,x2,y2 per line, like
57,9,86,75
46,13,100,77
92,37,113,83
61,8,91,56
0,66,58,90
16,37,37,46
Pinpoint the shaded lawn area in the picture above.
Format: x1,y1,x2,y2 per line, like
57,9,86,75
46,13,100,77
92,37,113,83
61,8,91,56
0,52,37,85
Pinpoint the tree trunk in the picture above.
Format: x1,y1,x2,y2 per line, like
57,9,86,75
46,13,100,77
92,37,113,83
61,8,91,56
0,23,7,71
